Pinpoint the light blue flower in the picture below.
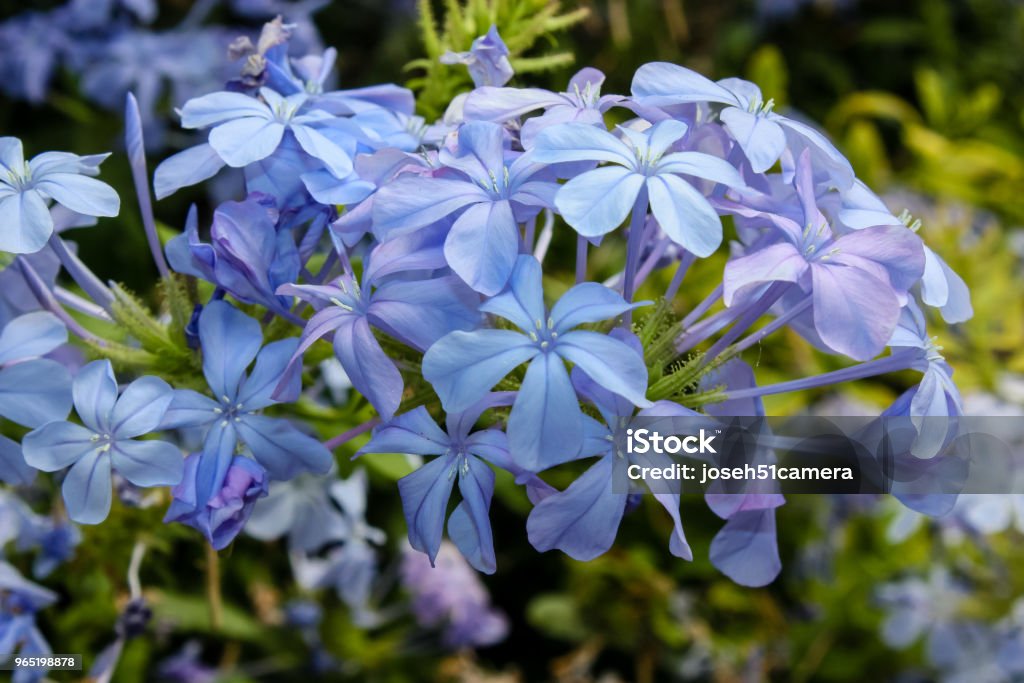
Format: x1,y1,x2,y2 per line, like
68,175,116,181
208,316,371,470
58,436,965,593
0,137,119,253
526,346,693,563
372,120,559,294
532,120,744,257
424,254,651,472
154,87,354,198
23,360,182,524
0,312,73,486
159,301,333,507
632,62,855,186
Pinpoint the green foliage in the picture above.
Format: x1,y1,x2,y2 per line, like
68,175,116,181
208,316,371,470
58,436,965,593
406,0,587,119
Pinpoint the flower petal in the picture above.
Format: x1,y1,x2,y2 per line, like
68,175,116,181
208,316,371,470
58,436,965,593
236,414,333,479
62,449,113,524
153,143,227,199
423,329,538,413
532,122,634,166
526,455,625,560
34,173,119,218
22,421,97,471
0,189,53,254
449,456,497,574
110,376,173,438
398,455,457,565
0,358,72,427
209,118,285,167
111,439,184,487
549,283,637,334
479,254,547,333
199,301,262,401
372,176,488,239
555,330,650,407
719,108,786,173
359,406,451,457
646,172,722,257
709,508,781,587
0,311,66,364
508,352,583,472
443,199,519,295
555,166,645,238
332,315,404,420
810,263,900,361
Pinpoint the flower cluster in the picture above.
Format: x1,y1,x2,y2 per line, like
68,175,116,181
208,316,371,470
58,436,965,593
0,20,973,668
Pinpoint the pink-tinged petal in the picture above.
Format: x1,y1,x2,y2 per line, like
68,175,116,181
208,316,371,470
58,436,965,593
811,263,900,361
723,241,808,306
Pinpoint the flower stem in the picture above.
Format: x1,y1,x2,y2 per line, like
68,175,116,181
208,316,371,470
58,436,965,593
622,190,649,303
575,234,588,283
47,234,115,310
206,544,223,632
325,417,381,451
721,348,919,401
17,258,106,344
664,250,695,301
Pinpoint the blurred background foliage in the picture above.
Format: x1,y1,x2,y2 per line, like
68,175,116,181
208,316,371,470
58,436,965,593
3,0,1024,681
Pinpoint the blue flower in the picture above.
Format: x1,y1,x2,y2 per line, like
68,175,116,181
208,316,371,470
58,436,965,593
531,120,745,257
159,301,333,506
165,451,269,550
373,120,559,294
0,137,119,253
440,25,514,88
465,67,626,147
527,334,692,562
0,311,72,438
22,360,183,524
0,561,56,683
246,469,349,553
632,62,855,186
154,87,354,198
358,396,513,573
423,254,650,472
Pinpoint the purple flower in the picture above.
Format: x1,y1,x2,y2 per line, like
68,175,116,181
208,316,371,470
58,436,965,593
423,255,650,472
837,181,972,324
165,196,300,315
465,67,626,147
372,120,559,294
532,120,745,256
440,26,514,88
165,452,269,550
277,261,479,419
23,360,183,524
722,151,925,360
0,137,119,253
400,541,508,648
885,299,963,458
159,301,333,503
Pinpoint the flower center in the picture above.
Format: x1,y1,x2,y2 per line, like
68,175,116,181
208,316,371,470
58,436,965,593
526,317,558,350
3,161,32,190
214,396,249,425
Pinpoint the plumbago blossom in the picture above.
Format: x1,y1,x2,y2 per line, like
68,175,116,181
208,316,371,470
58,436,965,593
0,20,978,671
